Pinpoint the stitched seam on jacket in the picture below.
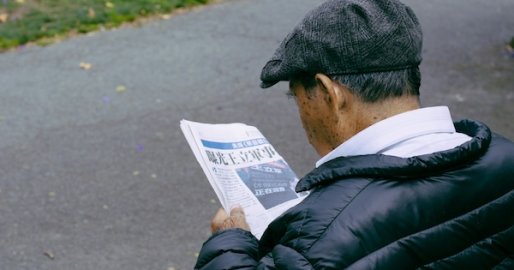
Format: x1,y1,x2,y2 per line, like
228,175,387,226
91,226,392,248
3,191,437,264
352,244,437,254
273,244,314,270
291,187,326,249
418,225,514,270
346,189,514,269
301,179,374,254
492,255,514,270
283,189,324,269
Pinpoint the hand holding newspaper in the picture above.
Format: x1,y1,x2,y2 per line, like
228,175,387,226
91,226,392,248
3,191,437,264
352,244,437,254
180,120,308,239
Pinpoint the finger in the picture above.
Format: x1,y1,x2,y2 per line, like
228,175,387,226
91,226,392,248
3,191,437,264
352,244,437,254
212,207,228,223
228,204,250,231
215,207,229,218
211,207,229,233
229,204,245,217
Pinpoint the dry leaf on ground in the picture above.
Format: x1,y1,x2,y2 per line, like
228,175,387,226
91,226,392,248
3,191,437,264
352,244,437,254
44,251,54,259
116,85,126,92
79,62,92,70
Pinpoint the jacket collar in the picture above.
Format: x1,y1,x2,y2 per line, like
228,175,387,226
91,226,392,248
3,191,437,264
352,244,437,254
296,119,491,192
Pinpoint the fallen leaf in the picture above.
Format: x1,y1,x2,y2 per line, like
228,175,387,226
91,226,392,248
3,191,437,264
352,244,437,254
48,192,56,197
210,199,216,204
168,267,177,270
151,174,157,179
103,205,109,210
79,62,92,70
105,1,114,8
44,251,54,259
15,0,25,3
116,85,126,93
133,171,140,176
0,13,8,23
161,14,171,20
0,115,5,121
88,7,96,18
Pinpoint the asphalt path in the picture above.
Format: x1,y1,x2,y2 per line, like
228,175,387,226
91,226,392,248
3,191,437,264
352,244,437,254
0,0,513,269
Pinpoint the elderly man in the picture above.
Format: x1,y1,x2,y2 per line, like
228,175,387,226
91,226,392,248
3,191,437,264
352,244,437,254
194,0,514,269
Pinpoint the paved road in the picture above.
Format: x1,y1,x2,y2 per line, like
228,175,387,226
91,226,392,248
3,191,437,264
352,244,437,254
0,0,513,269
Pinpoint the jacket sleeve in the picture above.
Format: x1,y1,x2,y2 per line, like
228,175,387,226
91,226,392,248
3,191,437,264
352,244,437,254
194,228,260,270
194,228,314,270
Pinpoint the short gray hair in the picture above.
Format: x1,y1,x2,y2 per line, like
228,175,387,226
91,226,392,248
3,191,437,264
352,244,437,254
294,67,421,103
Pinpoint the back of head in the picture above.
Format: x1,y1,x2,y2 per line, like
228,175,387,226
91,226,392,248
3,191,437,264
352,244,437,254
260,0,423,94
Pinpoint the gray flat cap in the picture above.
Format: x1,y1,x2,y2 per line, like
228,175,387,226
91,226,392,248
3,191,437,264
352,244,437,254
260,0,423,88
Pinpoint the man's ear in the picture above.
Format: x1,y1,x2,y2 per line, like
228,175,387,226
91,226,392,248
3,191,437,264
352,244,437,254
314,73,345,112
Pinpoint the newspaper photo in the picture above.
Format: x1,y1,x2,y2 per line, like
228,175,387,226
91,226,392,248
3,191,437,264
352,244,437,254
180,120,308,239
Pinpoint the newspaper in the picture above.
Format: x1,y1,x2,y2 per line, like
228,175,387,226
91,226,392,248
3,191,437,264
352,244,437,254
180,120,308,239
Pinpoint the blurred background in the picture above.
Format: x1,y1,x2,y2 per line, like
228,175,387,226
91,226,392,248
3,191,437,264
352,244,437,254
0,0,513,269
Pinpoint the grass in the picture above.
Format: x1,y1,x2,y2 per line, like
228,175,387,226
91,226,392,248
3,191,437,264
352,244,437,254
0,0,212,51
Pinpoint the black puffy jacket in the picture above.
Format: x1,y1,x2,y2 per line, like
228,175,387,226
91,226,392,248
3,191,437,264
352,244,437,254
195,120,514,270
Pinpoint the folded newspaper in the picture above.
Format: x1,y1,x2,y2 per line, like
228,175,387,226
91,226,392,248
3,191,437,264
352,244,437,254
180,120,308,239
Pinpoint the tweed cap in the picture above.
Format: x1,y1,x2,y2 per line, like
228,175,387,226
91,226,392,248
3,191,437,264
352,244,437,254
260,0,423,88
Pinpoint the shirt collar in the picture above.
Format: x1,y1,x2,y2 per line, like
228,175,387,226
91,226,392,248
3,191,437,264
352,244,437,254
316,106,456,168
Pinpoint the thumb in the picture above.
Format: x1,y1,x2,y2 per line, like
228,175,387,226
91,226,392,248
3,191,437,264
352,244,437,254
229,204,245,217
228,204,250,231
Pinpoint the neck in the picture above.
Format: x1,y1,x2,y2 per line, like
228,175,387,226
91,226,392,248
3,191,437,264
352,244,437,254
358,95,421,127
333,95,421,150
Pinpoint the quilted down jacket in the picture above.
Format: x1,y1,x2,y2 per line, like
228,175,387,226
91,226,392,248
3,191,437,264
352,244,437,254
195,119,514,270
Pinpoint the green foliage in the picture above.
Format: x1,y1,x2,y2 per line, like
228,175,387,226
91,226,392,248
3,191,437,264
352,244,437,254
510,36,514,48
0,0,212,50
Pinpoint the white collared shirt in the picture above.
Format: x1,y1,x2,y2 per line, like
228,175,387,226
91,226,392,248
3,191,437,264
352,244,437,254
316,106,472,168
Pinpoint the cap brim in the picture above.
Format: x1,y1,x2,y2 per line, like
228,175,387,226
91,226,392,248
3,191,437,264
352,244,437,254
260,80,279,89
